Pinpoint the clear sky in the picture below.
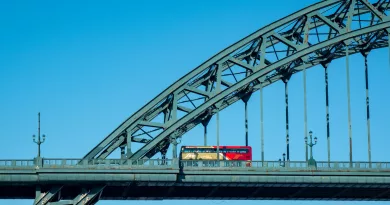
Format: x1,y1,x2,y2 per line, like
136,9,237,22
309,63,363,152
1,0,390,204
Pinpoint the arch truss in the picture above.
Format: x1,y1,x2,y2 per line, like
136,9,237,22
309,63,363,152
83,0,390,161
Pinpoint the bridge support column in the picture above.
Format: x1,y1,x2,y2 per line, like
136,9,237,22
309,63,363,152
346,44,353,167
302,14,310,163
215,63,222,162
283,76,291,161
260,82,264,162
126,129,132,158
363,53,372,167
216,109,220,161
245,101,249,146
345,0,355,167
242,93,252,146
303,65,308,162
324,66,331,166
285,80,289,161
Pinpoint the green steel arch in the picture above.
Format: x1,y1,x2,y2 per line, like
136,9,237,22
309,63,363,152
83,0,390,161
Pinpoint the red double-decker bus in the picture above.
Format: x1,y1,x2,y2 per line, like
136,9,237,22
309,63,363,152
180,146,252,161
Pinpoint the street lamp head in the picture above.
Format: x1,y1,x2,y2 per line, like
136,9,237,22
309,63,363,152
314,136,318,143
304,136,308,143
33,135,35,139
283,153,286,157
309,130,313,136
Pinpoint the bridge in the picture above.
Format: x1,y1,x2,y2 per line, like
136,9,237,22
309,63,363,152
2,158,390,203
2,0,390,204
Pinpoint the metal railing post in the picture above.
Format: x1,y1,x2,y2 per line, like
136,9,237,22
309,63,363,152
34,157,43,167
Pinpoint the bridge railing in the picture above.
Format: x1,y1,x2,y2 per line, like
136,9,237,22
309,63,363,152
316,161,390,169
180,160,390,170
42,158,177,168
0,158,178,168
0,159,35,167
1,158,390,170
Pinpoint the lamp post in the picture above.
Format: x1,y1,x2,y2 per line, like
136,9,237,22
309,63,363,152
33,112,46,158
305,130,317,167
279,153,286,167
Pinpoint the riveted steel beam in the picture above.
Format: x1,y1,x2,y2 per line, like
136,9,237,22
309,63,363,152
314,12,345,34
177,105,193,113
272,32,302,50
360,0,389,21
97,136,125,159
184,86,211,98
228,58,255,72
138,121,166,129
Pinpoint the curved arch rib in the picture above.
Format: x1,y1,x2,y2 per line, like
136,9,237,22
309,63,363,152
131,22,390,160
83,0,390,160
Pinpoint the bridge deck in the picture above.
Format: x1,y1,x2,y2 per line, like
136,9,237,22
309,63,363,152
0,159,390,200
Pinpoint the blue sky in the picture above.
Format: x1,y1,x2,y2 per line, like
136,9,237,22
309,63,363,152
1,0,390,204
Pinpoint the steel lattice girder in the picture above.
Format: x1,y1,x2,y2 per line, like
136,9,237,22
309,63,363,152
82,0,390,161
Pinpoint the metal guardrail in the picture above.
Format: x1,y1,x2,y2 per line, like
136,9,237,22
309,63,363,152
0,160,35,167
42,158,176,168
316,161,390,169
180,160,390,170
0,158,390,170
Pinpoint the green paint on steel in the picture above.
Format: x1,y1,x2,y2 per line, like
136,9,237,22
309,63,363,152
79,0,390,163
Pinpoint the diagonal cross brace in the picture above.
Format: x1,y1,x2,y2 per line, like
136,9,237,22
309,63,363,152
73,186,106,205
313,12,345,33
272,32,304,50
34,186,63,205
360,0,389,21
184,86,211,97
138,121,166,129
359,0,390,33
228,58,255,72
97,136,125,159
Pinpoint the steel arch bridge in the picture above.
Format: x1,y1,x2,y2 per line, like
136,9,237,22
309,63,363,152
84,0,390,162
2,0,390,204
